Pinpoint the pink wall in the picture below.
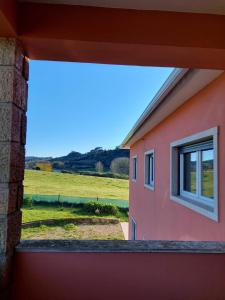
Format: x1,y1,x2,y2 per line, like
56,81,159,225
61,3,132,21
10,251,225,300
129,72,225,241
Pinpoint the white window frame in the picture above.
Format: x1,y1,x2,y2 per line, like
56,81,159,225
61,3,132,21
170,127,218,221
131,217,137,240
132,155,137,182
144,149,155,191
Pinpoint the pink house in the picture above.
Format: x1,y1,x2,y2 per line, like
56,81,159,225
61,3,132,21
122,68,225,241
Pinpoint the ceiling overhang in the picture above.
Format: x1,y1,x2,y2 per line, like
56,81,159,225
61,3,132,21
18,0,225,15
1,1,225,68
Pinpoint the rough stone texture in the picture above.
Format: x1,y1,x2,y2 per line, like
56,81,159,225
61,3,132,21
0,220,7,254
0,183,23,215
0,38,28,297
0,253,13,290
22,57,29,82
0,103,25,143
0,67,27,111
0,39,23,72
0,142,25,183
20,113,27,145
6,211,22,254
17,240,225,254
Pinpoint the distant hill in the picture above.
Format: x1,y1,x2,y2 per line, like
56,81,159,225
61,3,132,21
25,147,129,173
26,156,53,162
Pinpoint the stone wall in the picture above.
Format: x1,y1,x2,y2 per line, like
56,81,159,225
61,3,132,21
0,38,28,298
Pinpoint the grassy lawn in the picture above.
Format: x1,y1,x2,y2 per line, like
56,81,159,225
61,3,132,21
22,205,127,240
22,223,124,240
22,170,129,240
24,170,129,200
22,205,128,223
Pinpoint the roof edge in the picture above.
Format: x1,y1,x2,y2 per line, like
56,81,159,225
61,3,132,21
121,68,189,148
121,68,224,149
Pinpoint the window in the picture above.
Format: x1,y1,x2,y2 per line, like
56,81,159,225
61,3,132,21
132,155,137,181
170,127,218,221
144,150,154,190
131,218,137,240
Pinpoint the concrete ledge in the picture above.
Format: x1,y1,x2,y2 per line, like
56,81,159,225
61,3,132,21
16,240,225,253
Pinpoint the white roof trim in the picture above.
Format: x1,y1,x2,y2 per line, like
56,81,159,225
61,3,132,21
121,68,224,148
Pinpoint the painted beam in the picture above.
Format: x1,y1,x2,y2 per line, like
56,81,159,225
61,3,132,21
0,0,18,37
17,3,225,68
0,2,224,67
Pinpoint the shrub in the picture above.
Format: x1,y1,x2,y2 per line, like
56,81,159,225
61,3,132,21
83,201,119,216
110,157,129,175
64,223,76,231
78,171,128,180
40,225,48,231
23,195,33,207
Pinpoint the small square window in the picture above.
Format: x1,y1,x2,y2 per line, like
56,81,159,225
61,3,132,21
144,150,154,190
132,156,137,181
170,127,218,221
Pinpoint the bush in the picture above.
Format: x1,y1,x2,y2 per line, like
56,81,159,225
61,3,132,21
110,157,129,175
23,195,33,207
40,225,48,231
64,223,77,231
83,201,119,216
78,171,128,180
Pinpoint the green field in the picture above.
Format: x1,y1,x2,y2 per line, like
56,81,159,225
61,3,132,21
24,170,129,200
22,205,128,223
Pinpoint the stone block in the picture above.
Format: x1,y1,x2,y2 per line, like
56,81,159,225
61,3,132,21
0,143,10,183
0,67,15,102
0,103,25,143
0,103,12,142
0,211,22,253
20,113,27,145
0,253,13,290
0,183,23,215
6,211,22,254
0,142,25,183
17,184,24,211
14,68,28,111
0,218,7,253
0,67,28,111
0,38,24,72
23,57,29,81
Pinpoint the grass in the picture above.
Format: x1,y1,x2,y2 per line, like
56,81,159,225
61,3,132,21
24,170,129,200
22,205,128,223
21,223,124,240
189,170,213,198
22,205,127,240
22,170,128,240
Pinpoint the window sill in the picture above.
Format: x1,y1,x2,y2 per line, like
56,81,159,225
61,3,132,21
132,179,137,183
144,184,154,191
170,194,218,222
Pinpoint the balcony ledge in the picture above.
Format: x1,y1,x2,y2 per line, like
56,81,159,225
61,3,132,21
16,240,225,253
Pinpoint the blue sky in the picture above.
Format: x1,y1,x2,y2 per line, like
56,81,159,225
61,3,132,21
26,61,172,157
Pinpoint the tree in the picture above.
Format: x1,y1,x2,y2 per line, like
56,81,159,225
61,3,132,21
95,161,104,173
110,157,129,175
52,161,65,169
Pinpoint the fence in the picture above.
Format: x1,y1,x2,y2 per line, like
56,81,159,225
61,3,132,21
24,194,129,208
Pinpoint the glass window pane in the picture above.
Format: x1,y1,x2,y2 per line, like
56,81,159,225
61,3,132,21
150,156,154,183
133,158,137,179
145,153,153,185
183,152,197,194
201,149,214,199
146,155,150,184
